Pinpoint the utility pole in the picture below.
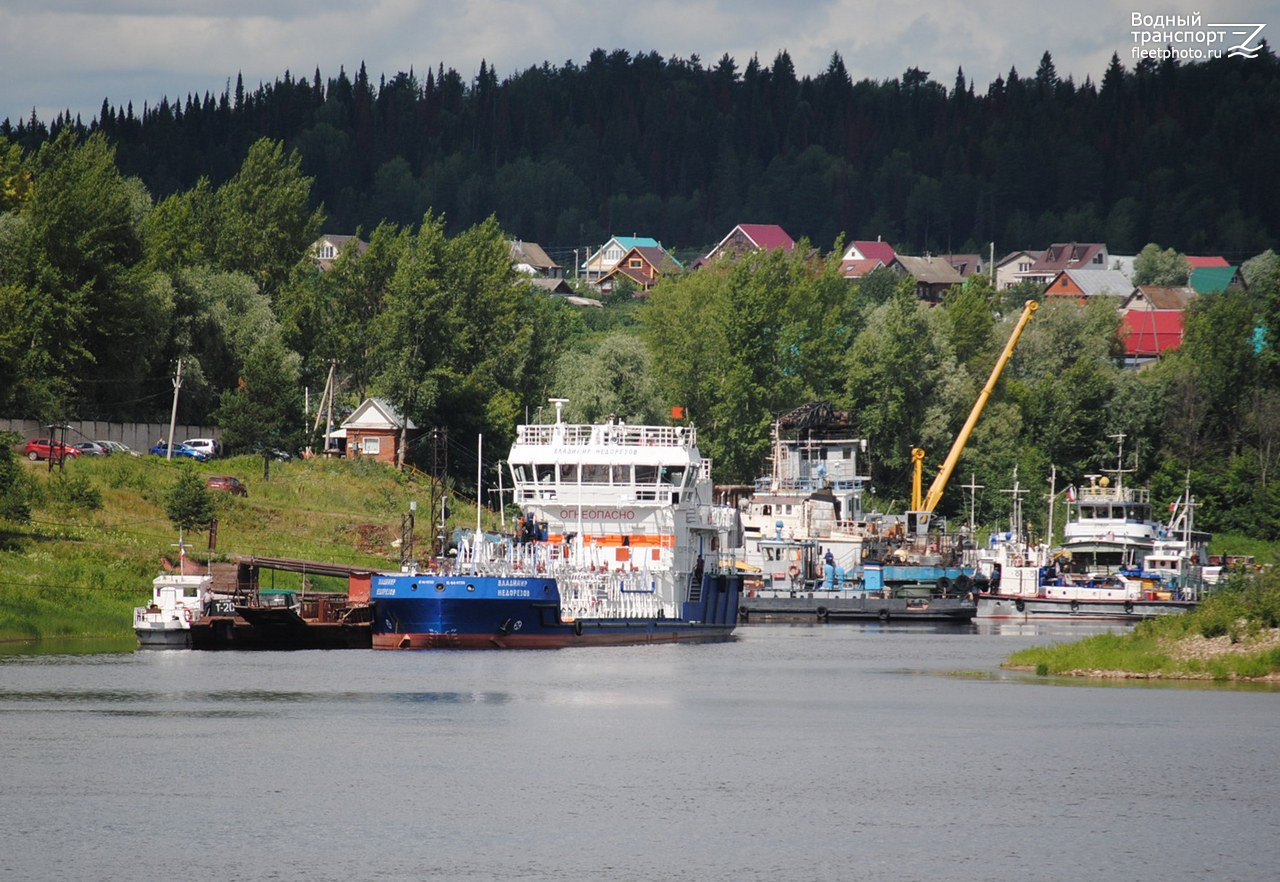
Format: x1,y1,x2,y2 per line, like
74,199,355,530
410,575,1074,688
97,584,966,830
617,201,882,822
47,422,58,473
311,359,338,455
166,358,183,461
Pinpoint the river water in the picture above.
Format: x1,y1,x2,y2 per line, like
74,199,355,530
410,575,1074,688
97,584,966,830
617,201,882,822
1,621,1277,882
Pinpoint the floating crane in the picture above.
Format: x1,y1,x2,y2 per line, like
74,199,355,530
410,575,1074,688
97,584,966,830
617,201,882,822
909,299,1039,531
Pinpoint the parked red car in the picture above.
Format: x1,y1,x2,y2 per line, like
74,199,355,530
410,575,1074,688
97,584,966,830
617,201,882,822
23,438,81,461
206,475,248,497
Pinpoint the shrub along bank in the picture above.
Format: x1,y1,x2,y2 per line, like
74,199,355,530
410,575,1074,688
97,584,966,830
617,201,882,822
1006,569,1280,682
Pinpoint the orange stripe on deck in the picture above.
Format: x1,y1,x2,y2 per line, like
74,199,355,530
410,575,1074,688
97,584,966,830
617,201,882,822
546,534,674,548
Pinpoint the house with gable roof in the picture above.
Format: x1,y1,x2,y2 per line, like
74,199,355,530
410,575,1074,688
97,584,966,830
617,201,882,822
510,240,563,278
1043,268,1135,303
697,224,795,265
1121,285,1198,312
889,254,964,302
839,235,890,270
937,253,985,278
1189,265,1247,294
1017,242,1110,285
1186,255,1230,269
339,397,416,466
1120,310,1185,368
595,244,683,294
311,234,369,270
995,249,1044,290
582,236,661,282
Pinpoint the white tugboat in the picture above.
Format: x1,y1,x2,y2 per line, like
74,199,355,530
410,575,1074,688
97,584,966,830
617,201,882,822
133,539,214,648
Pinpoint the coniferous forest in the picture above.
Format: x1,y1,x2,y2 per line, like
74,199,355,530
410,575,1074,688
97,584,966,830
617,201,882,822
5,48,1279,258
3,47,1280,541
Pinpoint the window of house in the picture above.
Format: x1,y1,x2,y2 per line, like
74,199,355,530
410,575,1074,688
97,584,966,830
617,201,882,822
318,244,335,259
1093,253,1104,264
628,258,643,268
1019,262,1031,272
363,436,381,455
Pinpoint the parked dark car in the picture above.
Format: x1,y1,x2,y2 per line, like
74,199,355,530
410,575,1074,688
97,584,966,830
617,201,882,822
23,438,81,461
149,442,210,462
206,475,248,496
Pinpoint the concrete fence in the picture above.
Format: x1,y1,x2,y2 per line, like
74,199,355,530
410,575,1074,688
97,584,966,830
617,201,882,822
1,419,220,453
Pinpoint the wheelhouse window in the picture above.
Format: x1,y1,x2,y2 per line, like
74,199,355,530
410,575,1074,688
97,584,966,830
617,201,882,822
581,463,610,483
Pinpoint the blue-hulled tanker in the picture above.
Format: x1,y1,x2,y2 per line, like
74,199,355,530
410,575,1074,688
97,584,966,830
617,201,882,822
372,400,743,648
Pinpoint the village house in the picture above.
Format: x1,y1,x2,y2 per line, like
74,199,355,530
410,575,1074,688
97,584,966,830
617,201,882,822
1189,265,1247,294
338,398,416,466
509,240,563,278
581,236,662,282
994,249,1044,289
695,224,794,266
1120,310,1186,368
889,254,964,302
310,234,368,270
937,253,985,278
1016,242,1110,285
1042,268,1135,304
840,239,897,278
594,244,683,294
1121,285,1198,312
1185,255,1230,268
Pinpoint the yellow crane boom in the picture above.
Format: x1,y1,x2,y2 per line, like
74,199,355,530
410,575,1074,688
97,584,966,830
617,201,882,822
912,299,1039,514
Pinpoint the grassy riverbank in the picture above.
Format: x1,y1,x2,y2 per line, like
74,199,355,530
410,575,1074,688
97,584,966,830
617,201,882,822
1006,570,1280,682
0,454,455,644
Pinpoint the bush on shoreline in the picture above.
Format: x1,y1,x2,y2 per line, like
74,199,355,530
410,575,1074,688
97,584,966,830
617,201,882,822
1007,568,1280,682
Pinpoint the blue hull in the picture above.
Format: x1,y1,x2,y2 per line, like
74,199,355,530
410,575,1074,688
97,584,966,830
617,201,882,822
371,572,742,649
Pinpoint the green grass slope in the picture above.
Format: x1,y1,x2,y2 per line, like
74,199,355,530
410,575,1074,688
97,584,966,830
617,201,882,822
1006,569,1280,682
0,454,455,645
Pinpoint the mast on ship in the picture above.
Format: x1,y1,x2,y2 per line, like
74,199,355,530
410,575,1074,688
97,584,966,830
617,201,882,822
1103,432,1135,492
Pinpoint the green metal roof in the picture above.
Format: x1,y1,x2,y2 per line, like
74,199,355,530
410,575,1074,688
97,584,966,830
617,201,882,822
1189,265,1237,293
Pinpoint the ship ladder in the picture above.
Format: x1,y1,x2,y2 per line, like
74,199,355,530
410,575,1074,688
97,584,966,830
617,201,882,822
688,571,704,602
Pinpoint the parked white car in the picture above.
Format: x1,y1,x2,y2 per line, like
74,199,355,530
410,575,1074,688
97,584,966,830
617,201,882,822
95,440,139,456
181,438,221,458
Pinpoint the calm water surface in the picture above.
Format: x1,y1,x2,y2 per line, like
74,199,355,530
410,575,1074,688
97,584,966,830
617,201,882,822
1,622,1277,882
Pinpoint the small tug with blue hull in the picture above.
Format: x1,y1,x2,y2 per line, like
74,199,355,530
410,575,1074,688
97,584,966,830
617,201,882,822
372,400,744,649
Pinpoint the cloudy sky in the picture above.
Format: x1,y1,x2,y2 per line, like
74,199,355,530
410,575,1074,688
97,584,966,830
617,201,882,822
0,0,1273,126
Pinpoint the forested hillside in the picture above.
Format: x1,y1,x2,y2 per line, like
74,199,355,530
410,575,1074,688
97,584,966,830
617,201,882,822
2,48,1280,540
4,48,1279,259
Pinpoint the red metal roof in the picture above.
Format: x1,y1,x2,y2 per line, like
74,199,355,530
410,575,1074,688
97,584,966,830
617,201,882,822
1120,310,1185,357
1185,255,1229,268
735,224,795,251
850,240,897,265
841,257,885,278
